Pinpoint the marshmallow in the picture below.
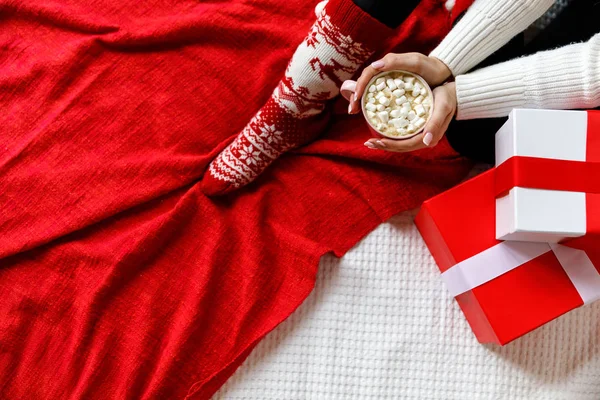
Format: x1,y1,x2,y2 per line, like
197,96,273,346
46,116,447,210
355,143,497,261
404,82,413,91
386,79,397,90
385,107,391,112
415,105,425,116
367,110,376,119
420,87,427,96
378,96,391,106
407,110,416,121
398,118,409,128
389,118,401,127
414,117,426,128
392,89,405,97
367,92,374,99
368,98,376,104
376,122,384,131
377,111,389,124
376,104,386,111
390,109,401,118
376,91,385,99
396,95,408,104
404,76,415,84
376,82,386,91
414,95,424,104
365,103,377,111
412,88,421,97
402,102,411,109
376,77,385,84
399,108,409,117
368,85,377,93
407,123,415,132
394,79,405,89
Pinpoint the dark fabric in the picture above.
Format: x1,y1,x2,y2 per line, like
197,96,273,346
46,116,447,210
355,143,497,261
352,0,422,28
446,0,600,164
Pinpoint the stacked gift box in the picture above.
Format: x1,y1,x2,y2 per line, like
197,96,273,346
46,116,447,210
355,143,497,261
415,108,600,345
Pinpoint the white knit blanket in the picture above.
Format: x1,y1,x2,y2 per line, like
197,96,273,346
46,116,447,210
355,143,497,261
215,211,600,400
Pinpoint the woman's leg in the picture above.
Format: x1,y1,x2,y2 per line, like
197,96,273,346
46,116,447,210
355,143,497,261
201,0,422,196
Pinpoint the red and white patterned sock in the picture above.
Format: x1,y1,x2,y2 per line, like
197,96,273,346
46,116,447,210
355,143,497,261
201,0,393,195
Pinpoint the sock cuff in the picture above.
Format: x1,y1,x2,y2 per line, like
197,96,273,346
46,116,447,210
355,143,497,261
324,0,395,52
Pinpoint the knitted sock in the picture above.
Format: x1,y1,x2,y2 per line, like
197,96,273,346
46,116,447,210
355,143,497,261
201,0,393,196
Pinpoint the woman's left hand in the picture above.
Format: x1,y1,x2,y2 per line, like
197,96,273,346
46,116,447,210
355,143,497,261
364,82,457,152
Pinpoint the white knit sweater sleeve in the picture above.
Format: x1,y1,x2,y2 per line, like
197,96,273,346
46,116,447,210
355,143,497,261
429,0,554,76
455,33,600,120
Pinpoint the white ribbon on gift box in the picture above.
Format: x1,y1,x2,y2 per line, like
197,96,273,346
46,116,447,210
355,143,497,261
442,241,600,304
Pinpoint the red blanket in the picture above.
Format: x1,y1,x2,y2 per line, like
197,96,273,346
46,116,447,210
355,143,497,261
1,0,472,398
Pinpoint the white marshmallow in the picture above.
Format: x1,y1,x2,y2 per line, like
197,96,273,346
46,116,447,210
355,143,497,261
420,87,427,96
376,78,385,85
386,79,397,90
399,108,409,117
376,122,384,131
407,123,415,132
407,110,416,121
404,76,416,84
392,89,405,97
397,128,407,136
390,109,401,118
397,95,407,104
398,118,409,128
376,82,386,91
404,82,413,91
378,96,390,106
376,104,386,111
377,111,389,124
376,91,385,99
383,88,392,97
367,92,374,99
394,79,405,89
412,88,421,97
402,102,411,109
368,85,377,93
385,107,391,112
368,98,376,104
389,118,401,127
365,103,377,111
414,95,424,104
415,104,425,116
414,117,426,128
367,110,376,119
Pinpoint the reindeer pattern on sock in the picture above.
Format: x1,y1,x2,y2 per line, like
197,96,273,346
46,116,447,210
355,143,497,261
274,6,370,118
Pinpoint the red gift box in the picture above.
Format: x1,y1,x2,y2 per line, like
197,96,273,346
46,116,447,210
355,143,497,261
415,169,600,345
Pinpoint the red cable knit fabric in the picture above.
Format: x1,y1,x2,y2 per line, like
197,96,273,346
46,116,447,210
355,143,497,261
0,0,472,398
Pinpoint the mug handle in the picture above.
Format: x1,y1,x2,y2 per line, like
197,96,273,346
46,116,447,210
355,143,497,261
340,80,357,102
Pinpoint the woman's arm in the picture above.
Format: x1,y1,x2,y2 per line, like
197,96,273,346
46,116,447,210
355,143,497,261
430,0,554,76
456,32,600,119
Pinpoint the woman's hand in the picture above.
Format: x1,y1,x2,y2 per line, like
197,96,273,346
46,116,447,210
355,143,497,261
364,82,457,152
348,53,452,114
